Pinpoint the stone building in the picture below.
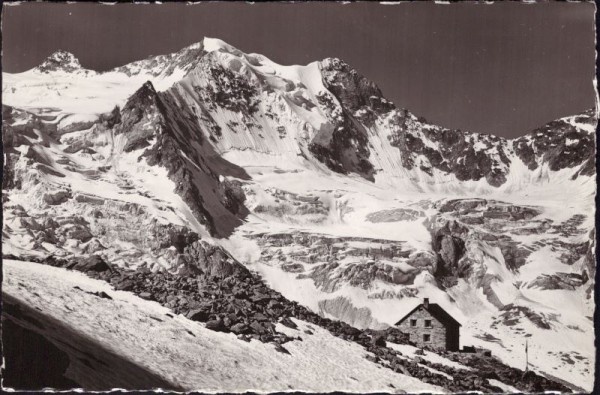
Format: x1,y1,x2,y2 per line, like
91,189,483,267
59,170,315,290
395,298,461,351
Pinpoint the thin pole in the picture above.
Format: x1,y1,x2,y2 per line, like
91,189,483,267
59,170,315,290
525,339,529,372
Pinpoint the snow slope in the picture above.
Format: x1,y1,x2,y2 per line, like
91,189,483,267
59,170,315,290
2,260,442,393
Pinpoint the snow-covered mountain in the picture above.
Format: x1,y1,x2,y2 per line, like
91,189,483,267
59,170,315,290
2,37,596,391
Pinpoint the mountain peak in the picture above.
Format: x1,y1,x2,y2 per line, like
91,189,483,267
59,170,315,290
36,50,83,73
201,37,242,55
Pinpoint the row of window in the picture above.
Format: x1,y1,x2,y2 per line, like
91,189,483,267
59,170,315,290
410,319,432,328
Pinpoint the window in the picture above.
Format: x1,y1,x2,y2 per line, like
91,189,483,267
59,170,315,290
423,334,431,342
424,319,432,328
410,319,417,327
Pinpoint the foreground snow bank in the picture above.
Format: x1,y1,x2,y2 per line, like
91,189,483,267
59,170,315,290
3,260,442,393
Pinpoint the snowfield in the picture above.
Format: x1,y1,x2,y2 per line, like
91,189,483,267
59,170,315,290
2,260,443,393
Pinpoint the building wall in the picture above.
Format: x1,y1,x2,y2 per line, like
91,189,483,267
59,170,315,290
397,307,447,350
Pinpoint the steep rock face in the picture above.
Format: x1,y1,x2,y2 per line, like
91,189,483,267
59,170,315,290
426,197,593,307
315,57,595,187
513,109,597,173
309,57,398,180
2,105,61,191
113,83,158,152
35,50,85,74
387,109,595,187
160,49,382,181
162,48,324,167
430,220,469,287
429,200,539,284
389,113,513,186
111,81,250,237
112,42,206,78
527,273,587,291
319,58,393,122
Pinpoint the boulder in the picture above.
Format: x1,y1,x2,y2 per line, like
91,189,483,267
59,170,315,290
205,319,227,332
230,323,249,334
372,334,386,347
150,223,200,253
75,194,106,205
114,278,135,291
249,320,269,335
62,224,93,242
18,217,43,231
43,190,72,205
10,205,29,217
280,317,298,329
42,217,60,229
186,309,210,322
72,255,111,273
274,344,291,355
93,291,113,300
139,292,153,300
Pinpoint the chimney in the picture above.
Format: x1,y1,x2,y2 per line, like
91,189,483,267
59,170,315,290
424,298,429,308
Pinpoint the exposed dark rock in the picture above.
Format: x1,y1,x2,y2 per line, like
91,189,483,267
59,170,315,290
527,273,586,291
82,239,106,254
309,58,379,181
113,278,135,291
35,50,83,73
389,114,512,186
60,224,93,243
199,59,260,115
218,178,247,216
149,222,200,253
274,344,291,355
74,194,106,205
430,221,469,287
94,291,113,300
366,208,424,222
43,190,72,205
371,334,386,347
182,240,250,278
281,263,304,273
139,292,153,300
130,80,251,237
514,112,596,172
498,304,552,330
230,323,249,334
113,82,160,152
205,319,227,332
280,317,298,329
439,198,488,213
69,255,111,273
185,309,210,322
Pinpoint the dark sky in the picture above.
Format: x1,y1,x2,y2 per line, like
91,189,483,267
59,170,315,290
1,2,596,138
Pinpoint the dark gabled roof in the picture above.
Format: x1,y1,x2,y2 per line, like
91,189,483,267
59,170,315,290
395,303,462,327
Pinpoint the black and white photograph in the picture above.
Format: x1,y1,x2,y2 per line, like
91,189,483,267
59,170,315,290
1,1,597,393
